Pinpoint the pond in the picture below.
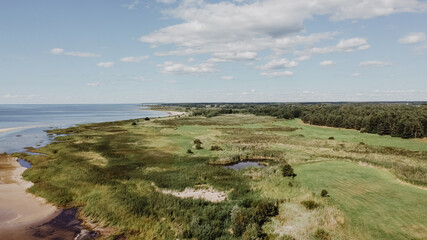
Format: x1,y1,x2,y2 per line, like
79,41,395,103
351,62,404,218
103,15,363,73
17,158,32,168
224,161,265,170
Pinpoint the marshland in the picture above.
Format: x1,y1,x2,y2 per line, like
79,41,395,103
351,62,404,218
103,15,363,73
12,103,427,239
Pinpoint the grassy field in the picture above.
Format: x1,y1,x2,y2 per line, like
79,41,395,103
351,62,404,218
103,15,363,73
13,114,427,239
295,160,427,240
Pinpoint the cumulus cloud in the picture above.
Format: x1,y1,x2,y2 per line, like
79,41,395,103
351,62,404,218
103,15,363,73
97,62,114,68
139,0,420,61
221,76,234,80
296,38,370,56
257,58,298,70
352,73,361,77
86,82,100,87
119,56,150,62
320,60,336,66
208,52,257,62
398,32,426,44
359,61,392,67
157,0,176,4
50,48,64,55
159,61,215,74
50,48,100,58
260,71,294,77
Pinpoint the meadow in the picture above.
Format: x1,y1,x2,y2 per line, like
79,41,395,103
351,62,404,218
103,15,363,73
13,114,427,239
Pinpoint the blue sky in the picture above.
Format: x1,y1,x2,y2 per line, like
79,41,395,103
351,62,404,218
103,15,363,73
1,0,427,103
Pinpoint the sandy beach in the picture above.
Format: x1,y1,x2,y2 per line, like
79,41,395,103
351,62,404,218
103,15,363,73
0,154,59,239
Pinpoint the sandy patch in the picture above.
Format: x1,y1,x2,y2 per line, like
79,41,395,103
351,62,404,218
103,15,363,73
153,183,227,203
167,111,186,116
0,154,59,239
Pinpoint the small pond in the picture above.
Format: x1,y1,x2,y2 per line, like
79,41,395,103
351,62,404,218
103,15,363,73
224,161,265,170
17,158,32,168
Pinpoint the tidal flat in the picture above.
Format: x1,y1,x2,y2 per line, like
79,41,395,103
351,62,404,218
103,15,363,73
14,114,427,239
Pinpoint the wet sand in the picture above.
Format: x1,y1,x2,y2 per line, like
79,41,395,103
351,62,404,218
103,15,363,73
0,154,58,239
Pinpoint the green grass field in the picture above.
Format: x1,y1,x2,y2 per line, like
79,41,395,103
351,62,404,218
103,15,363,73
13,114,426,239
295,160,427,240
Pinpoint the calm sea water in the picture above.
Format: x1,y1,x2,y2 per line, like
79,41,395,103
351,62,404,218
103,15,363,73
0,104,168,153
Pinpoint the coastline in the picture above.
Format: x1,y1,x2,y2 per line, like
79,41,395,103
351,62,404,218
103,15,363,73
0,109,185,239
0,154,59,239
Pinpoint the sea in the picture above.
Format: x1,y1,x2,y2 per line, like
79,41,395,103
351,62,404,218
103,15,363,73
0,104,169,153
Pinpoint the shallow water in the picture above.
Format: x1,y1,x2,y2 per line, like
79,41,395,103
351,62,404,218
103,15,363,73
0,104,168,153
17,158,32,168
224,161,265,170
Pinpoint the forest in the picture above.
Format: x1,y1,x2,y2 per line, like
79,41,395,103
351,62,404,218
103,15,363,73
156,102,427,139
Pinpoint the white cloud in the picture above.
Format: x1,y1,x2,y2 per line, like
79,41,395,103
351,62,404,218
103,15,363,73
221,76,234,80
352,73,361,77
320,60,336,66
97,62,114,68
296,38,370,56
50,48,100,58
86,82,100,87
157,0,176,4
3,93,19,98
208,52,257,62
296,55,311,61
119,56,149,62
65,51,101,58
359,61,392,67
124,0,140,10
398,32,426,44
159,61,215,74
258,58,298,70
50,48,64,55
139,0,420,60
260,71,294,77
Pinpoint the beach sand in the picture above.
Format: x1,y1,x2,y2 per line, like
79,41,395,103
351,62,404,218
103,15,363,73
0,154,59,239
167,111,186,116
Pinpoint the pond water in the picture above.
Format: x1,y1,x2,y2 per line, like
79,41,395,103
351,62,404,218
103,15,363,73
224,161,265,170
17,158,32,168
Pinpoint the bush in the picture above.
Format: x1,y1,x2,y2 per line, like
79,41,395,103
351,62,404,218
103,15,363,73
144,117,150,121
187,149,193,154
131,121,137,126
301,200,319,210
282,164,296,178
210,145,223,151
194,139,202,144
321,189,329,197
314,228,330,240
195,143,203,150
328,136,334,140
242,223,263,240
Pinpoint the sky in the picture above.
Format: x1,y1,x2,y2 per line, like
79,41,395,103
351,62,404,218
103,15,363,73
1,0,427,103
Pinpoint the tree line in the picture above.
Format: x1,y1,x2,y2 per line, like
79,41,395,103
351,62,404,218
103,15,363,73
157,103,427,139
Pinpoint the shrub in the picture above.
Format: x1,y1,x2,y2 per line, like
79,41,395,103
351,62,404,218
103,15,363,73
242,223,263,240
230,206,251,236
288,182,293,187
282,164,296,178
321,189,329,197
187,149,193,154
328,136,334,140
132,121,137,126
210,145,223,151
314,228,330,240
301,200,319,210
194,139,202,144
144,117,150,121
195,143,203,150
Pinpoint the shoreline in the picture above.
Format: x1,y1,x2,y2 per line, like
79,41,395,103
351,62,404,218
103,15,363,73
0,154,59,239
0,109,184,239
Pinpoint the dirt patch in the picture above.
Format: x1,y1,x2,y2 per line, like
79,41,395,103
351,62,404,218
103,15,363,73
153,183,227,203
